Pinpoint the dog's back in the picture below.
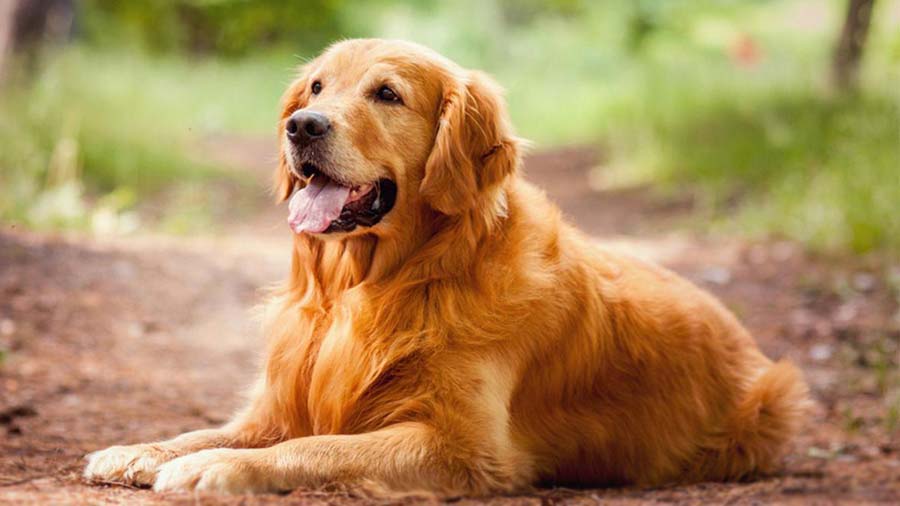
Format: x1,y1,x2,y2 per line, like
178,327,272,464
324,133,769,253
496,180,809,486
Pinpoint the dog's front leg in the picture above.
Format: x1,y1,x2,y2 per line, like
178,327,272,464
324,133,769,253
153,421,520,496
83,418,274,487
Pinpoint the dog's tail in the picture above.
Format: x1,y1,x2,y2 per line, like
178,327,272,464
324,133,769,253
704,360,811,480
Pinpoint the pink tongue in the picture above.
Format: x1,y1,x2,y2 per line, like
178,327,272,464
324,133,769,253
287,177,351,234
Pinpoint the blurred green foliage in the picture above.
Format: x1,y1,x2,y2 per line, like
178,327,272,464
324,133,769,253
0,46,266,230
79,0,347,55
1,0,898,254
646,91,900,254
77,0,591,55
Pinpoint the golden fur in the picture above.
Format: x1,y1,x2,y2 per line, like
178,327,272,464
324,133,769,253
84,39,809,496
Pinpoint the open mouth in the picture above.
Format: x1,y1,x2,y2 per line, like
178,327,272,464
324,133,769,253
287,163,397,234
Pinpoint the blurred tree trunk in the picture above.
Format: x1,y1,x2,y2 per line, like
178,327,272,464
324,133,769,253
0,0,74,81
832,0,876,92
0,0,18,81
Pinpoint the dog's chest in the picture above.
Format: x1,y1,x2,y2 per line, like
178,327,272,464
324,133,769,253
297,314,416,434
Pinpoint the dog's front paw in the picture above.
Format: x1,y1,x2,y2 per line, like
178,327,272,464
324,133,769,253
84,444,174,486
153,448,277,495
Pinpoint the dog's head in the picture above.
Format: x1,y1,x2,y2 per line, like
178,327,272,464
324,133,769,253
276,39,521,238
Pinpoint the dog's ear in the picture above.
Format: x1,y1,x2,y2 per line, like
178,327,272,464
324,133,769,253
274,70,310,203
420,70,521,215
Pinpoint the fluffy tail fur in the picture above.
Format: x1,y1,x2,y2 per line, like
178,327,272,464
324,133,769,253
703,360,811,480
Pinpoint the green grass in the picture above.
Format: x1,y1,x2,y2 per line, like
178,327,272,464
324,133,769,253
0,46,290,230
2,0,898,255
366,0,900,256
610,84,900,255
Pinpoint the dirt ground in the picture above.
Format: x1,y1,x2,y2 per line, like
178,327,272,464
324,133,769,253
1,143,898,505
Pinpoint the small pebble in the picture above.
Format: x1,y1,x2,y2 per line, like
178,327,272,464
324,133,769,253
851,272,877,293
699,266,732,286
809,344,833,362
0,319,15,336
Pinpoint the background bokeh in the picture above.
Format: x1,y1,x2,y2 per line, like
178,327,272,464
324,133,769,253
1,0,898,255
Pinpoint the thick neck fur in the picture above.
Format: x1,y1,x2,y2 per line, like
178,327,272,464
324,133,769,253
287,184,511,308
259,183,514,438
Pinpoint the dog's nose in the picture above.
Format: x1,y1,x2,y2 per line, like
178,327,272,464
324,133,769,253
286,110,330,144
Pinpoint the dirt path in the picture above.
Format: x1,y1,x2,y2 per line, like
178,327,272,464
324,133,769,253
1,142,898,505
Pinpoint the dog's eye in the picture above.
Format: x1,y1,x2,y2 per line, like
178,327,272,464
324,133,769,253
311,81,322,95
375,85,401,104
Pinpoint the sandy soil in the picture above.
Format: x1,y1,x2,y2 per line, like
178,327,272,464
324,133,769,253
1,143,898,505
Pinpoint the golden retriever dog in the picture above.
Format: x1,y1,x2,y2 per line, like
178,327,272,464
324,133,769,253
84,39,809,496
